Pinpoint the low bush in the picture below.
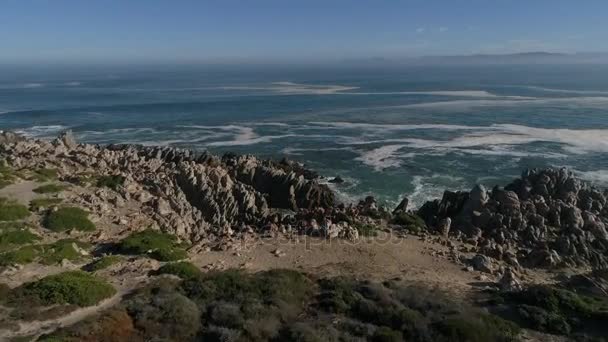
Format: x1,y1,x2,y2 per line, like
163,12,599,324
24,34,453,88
498,284,608,337
29,197,62,211
0,164,16,189
355,223,378,237
12,271,115,307
155,261,202,280
117,229,187,261
0,198,30,221
0,239,90,266
38,239,91,265
33,184,67,194
0,245,38,265
85,255,123,272
0,229,40,252
32,168,58,182
44,207,95,232
96,175,126,190
392,212,426,233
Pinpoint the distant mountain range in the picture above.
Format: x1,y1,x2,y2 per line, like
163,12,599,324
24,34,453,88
342,52,608,65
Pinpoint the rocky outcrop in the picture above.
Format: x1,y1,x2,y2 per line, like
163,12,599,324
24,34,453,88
417,168,608,269
0,132,337,244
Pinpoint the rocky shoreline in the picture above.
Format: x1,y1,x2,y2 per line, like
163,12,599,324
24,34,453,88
2,131,607,271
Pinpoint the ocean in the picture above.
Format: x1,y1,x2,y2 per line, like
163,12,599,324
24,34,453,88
1,63,608,208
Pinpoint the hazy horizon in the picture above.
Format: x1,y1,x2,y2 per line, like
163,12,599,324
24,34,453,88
3,0,608,64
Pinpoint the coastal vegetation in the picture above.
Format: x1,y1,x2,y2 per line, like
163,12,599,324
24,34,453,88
43,207,95,232
117,229,188,261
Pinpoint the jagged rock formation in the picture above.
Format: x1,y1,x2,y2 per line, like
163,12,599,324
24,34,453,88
417,168,608,269
0,131,336,244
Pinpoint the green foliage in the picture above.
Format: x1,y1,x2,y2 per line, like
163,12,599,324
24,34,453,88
96,175,125,190
0,229,40,252
44,207,95,232
33,184,67,194
117,229,187,261
499,285,608,337
38,239,91,265
29,197,62,211
13,271,115,307
32,168,58,182
355,223,378,237
85,255,123,272
392,212,426,233
0,245,38,265
0,239,90,266
0,198,30,221
42,270,522,342
0,164,16,189
155,261,202,280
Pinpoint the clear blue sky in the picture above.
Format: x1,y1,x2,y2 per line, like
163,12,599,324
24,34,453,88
1,0,607,63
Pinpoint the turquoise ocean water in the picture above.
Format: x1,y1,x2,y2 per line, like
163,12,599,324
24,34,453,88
1,64,607,207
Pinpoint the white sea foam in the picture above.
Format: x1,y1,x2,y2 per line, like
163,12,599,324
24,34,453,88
391,96,608,110
65,81,82,86
574,170,608,186
343,90,533,99
335,123,608,155
221,81,359,95
406,175,466,209
15,125,68,137
355,145,412,171
22,83,44,88
309,121,484,131
521,85,608,96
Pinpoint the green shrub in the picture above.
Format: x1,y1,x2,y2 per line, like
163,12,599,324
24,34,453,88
355,223,378,237
0,239,90,266
0,198,30,221
32,168,58,182
392,212,426,233
96,175,125,190
15,271,115,307
0,164,16,189
29,197,62,211
0,229,40,251
33,184,67,194
499,285,608,337
38,239,91,265
44,207,95,232
372,326,403,342
155,261,202,280
85,255,123,272
0,245,38,265
118,229,187,261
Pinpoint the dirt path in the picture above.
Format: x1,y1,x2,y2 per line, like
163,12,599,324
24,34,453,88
191,233,483,298
1,278,145,340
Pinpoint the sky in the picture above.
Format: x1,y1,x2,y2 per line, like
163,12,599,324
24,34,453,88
1,0,607,63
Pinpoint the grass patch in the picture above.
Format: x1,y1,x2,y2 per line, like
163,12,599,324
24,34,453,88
0,198,29,221
96,175,125,190
85,255,123,272
29,197,62,211
0,164,16,189
117,229,188,261
0,245,39,265
33,184,67,194
0,229,40,252
392,212,427,233
11,270,115,307
0,239,90,266
44,207,95,232
354,223,378,237
155,261,202,280
32,168,58,182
